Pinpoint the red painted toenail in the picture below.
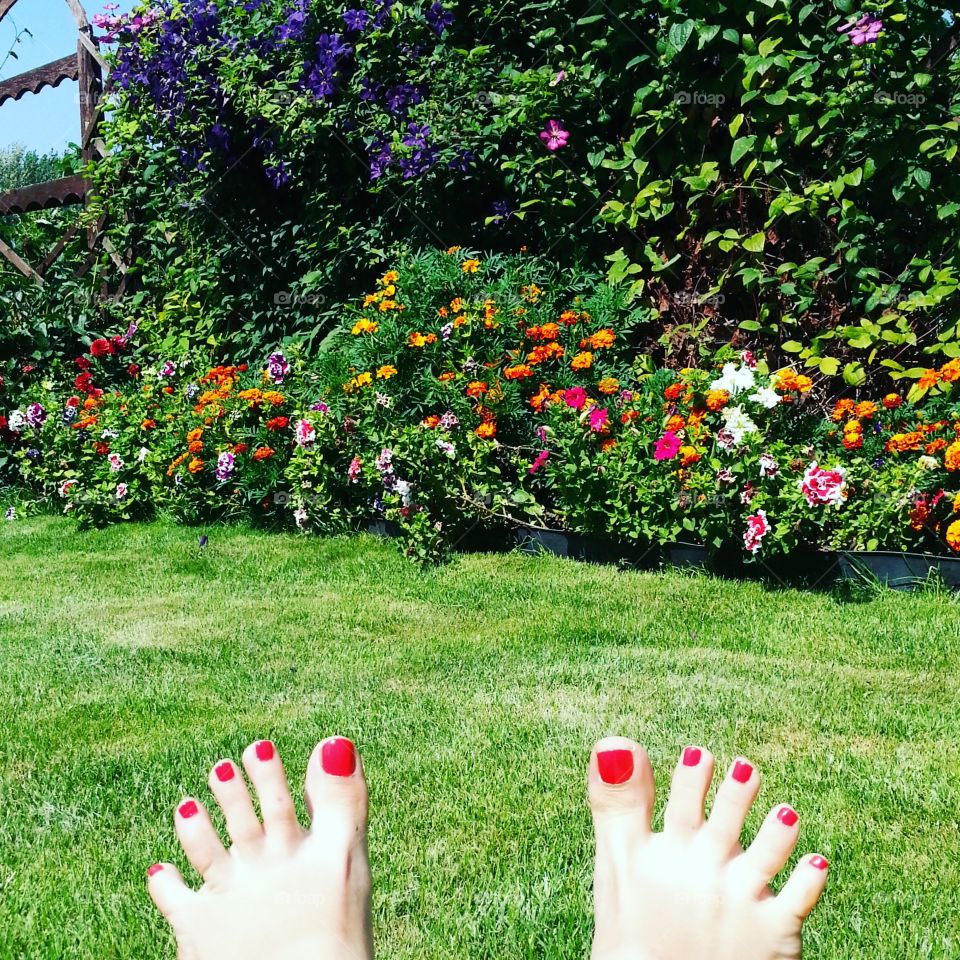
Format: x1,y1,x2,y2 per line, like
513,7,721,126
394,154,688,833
597,749,634,785
777,805,798,827
321,737,357,777
178,800,199,819
255,740,275,762
810,855,829,870
147,864,164,877
731,760,753,783
215,762,235,782
682,746,702,767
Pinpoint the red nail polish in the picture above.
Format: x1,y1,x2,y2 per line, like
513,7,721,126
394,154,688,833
597,749,634,785
147,864,164,877
321,737,357,777
178,800,198,819
682,746,702,767
731,760,753,783
810,855,829,870
215,762,235,782
255,740,275,762
777,805,798,827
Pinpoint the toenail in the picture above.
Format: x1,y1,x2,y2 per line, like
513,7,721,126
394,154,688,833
731,760,753,783
809,855,829,870
215,761,235,782
776,805,798,827
255,740,275,762
321,737,357,777
682,746,702,767
147,864,164,877
597,749,634,785
178,800,199,819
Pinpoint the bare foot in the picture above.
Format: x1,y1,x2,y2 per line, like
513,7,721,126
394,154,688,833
589,739,828,960
148,738,372,960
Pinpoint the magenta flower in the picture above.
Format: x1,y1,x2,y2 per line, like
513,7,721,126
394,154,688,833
743,510,770,554
563,386,588,411
539,119,570,151
837,13,883,46
654,430,682,461
529,450,550,474
588,407,609,433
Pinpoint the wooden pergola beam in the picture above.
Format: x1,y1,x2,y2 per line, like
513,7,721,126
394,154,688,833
0,174,89,215
0,54,78,106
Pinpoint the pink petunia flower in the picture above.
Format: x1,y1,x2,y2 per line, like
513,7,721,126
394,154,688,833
563,386,588,411
800,462,847,507
588,407,609,433
743,510,770,553
654,430,682,461
529,450,550,474
539,119,570,151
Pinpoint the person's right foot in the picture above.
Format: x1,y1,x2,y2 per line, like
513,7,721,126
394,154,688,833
588,738,829,960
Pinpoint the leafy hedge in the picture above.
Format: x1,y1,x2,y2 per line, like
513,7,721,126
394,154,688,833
66,0,959,387
5,249,960,564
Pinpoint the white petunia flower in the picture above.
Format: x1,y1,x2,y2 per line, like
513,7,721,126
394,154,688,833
710,363,756,396
721,405,758,444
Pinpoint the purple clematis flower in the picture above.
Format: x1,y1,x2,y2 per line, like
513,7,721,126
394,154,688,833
539,119,570,151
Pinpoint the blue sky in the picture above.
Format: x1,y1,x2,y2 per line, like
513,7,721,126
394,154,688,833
0,0,134,154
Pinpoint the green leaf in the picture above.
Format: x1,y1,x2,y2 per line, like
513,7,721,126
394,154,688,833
742,232,766,253
730,136,757,165
668,19,695,53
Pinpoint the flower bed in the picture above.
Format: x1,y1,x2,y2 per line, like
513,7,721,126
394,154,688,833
4,249,960,567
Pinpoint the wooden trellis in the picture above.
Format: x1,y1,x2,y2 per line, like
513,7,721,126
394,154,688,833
0,0,114,286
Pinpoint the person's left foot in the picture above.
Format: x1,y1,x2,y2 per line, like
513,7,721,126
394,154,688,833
147,737,373,960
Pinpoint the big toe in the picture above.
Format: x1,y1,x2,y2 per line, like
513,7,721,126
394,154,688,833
588,736,655,841
305,737,368,841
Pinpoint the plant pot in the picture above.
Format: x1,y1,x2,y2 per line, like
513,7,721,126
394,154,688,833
366,519,402,539
837,550,944,591
748,549,840,589
664,542,711,570
450,524,512,554
513,526,648,564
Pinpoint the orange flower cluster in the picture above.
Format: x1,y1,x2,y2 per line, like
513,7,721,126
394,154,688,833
918,358,960,389
528,343,563,365
885,431,924,453
705,389,729,412
776,370,813,393
527,323,560,341
570,351,593,371
842,420,863,450
946,441,960,472
504,364,535,381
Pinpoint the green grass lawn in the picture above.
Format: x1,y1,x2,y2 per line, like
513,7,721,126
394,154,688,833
1,518,958,959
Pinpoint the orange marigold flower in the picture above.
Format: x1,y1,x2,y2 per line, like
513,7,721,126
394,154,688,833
475,421,497,439
679,446,700,467
376,365,398,380
621,410,639,425
439,372,457,382
588,328,616,350
706,389,730,412
450,298,465,313
666,415,686,433
445,245,462,255
462,259,481,273
188,457,204,474
855,401,878,420
266,416,290,431
529,383,553,412
528,322,560,342
947,519,960,552
940,358,960,383
187,428,204,443
422,415,441,429
777,370,813,393
233,443,249,455
253,447,275,461
600,438,618,453
570,351,594,371
927,438,948,454
381,270,399,284
352,318,379,335
598,377,620,395
882,393,902,409
142,419,156,430
558,310,579,325
504,364,535,380
946,441,960,472
466,381,488,398
831,399,855,421
188,440,204,454
664,382,684,401
239,388,264,406
886,431,925,453
910,502,930,531
528,343,564,365
919,368,941,389
953,491,960,513
263,391,286,405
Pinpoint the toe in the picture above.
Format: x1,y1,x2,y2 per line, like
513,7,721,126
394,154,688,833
702,756,760,856
775,853,830,920
175,798,228,880
662,744,714,835
737,804,801,891
305,737,368,836
588,737,655,840
146,861,193,920
241,740,304,849
208,759,263,853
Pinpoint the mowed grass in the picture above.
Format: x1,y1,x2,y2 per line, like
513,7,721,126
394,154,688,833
0,518,958,959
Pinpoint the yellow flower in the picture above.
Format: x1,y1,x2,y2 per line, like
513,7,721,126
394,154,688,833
355,372,373,388
948,519,960,552
462,259,481,273
376,365,398,380
570,351,594,371
262,391,286,406
450,297,465,313
352,318,379,335
380,270,399,284
597,377,619,395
